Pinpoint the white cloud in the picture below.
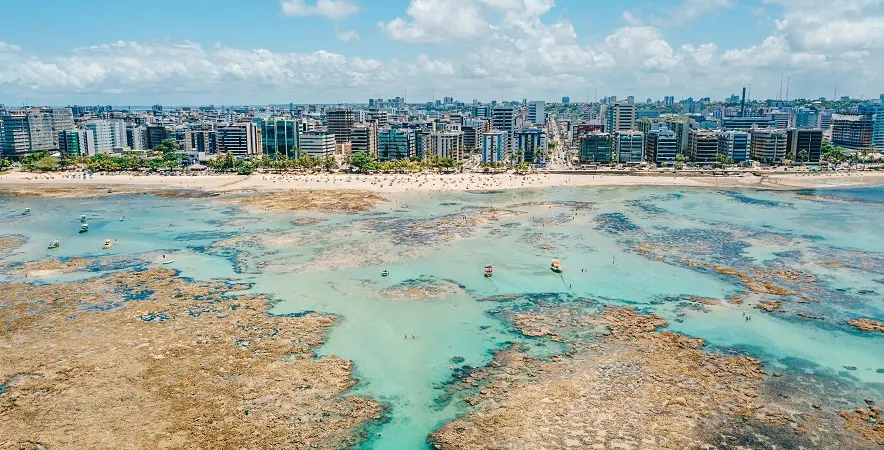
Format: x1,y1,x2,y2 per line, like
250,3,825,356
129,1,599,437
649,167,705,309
3,0,884,103
380,0,487,44
335,28,361,42
280,0,360,21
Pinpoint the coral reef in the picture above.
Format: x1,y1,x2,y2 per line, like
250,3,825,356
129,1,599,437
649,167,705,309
847,318,884,333
0,267,381,449
229,189,385,213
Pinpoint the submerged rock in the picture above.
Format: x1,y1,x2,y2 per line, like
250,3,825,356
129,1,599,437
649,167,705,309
847,318,884,333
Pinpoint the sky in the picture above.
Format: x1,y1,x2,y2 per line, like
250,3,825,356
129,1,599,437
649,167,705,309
1,0,883,105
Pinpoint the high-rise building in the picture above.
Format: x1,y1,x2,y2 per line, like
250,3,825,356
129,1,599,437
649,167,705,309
577,132,612,164
0,114,31,157
85,119,126,154
350,123,377,157
646,127,677,163
58,129,95,156
146,125,172,149
126,126,146,151
562,96,570,105
492,106,516,153
217,123,262,158
873,115,884,149
689,129,720,163
461,124,481,153
514,128,547,163
718,131,750,162
750,129,788,163
481,130,508,163
299,129,336,158
662,119,691,155
378,127,414,160
184,130,217,154
615,131,644,163
794,108,821,129
429,130,464,160
787,128,823,163
258,119,299,159
832,114,874,152
40,108,75,148
326,108,355,145
414,129,430,160
367,109,388,128
472,104,491,119
528,101,545,125
605,101,636,133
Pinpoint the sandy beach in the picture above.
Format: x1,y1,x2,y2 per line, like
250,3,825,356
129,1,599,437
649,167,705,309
1,169,883,196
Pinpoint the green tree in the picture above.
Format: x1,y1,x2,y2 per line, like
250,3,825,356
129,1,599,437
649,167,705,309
30,155,60,171
349,152,375,172
821,141,846,163
0,157,13,171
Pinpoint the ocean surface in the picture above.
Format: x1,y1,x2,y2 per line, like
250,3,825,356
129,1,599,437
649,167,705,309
2,185,883,449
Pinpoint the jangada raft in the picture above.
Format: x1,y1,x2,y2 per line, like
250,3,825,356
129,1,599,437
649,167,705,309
484,265,493,277
550,258,563,273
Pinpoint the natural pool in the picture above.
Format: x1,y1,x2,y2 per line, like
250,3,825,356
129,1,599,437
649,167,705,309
1,185,882,449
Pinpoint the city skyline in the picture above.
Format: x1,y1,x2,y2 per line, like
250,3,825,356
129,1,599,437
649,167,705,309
1,0,883,104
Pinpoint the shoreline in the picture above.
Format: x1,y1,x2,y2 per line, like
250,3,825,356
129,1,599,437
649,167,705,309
1,170,883,197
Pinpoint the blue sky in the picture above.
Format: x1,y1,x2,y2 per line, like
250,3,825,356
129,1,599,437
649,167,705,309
0,0,881,105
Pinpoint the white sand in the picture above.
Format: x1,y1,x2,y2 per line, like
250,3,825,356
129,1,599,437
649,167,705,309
2,169,884,194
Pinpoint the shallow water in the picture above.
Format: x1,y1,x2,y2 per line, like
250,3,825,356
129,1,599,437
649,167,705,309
2,185,883,449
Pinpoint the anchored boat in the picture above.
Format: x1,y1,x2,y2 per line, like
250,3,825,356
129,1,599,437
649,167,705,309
381,269,389,277
81,215,87,223
103,239,112,249
550,258,563,273
48,240,60,249
22,208,31,215
484,265,493,277
79,224,89,233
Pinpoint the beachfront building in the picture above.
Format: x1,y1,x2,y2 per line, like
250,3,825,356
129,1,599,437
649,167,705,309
615,131,644,163
217,123,262,158
787,128,823,163
481,130,508,163
378,127,415,161
514,128,547,164
184,130,217,154
832,114,874,152
350,123,377,157
646,127,677,163
299,129,336,158
326,108,355,145
85,119,126,155
528,101,545,125
689,129,720,164
577,132,612,164
492,106,516,153
58,129,96,156
429,130,464,160
750,129,788,163
718,131,750,162
414,129,430,160
874,115,884,149
127,126,147,151
257,119,299,159
0,112,56,157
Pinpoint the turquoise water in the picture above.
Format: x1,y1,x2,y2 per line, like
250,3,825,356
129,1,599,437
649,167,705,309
2,186,883,448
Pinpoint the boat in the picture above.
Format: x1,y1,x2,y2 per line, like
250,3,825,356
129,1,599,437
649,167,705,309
162,260,175,265
79,224,89,233
119,217,125,222
103,239,112,249
22,208,31,215
81,215,87,223
484,265,493,277
381,269,389,277
48,240,60,249
550,258,563,273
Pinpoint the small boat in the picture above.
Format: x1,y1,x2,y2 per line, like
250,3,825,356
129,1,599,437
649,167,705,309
22,208,31,215
381,269,389,277
550,258,563,273
48,240,60,249
162,260,175,265
119,217,125,222
103,239,112,249
80,215,87,223
484,265,493,277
